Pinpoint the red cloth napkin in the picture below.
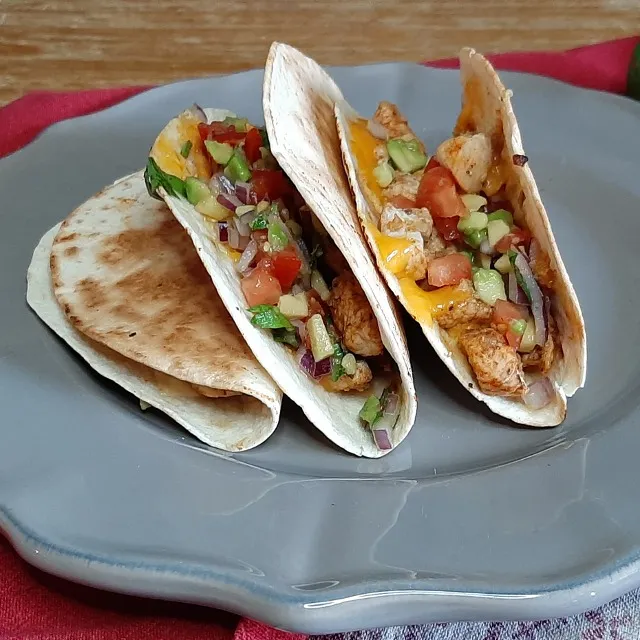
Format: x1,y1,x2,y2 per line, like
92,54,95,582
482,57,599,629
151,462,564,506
0,36,638,638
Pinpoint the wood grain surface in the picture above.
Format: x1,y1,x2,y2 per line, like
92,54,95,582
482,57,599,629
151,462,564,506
1,0,638,105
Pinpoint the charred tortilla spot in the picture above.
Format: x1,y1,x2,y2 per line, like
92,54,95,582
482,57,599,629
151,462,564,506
64,246,79,258
512,154,528,167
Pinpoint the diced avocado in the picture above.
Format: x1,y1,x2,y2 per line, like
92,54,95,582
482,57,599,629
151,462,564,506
267,221,289,252
510,318,527,336
458,210,488,233
205,140,234,165
185,177,211,206
359,395,382,427
386,138,428,173
494,253,512,274
224,151,252,183
487,209,514,226
472,268,507,306
306,314,335,361
311,269,331,301
373,162,394,188
487,219,511,247
518,317,537,353
464,228,488,249
195,195,232,221
341,353,357,376
460,193,488,212
278,293,309,319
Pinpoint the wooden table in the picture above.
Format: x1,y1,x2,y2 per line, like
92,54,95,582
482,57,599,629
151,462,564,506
1,0,638,106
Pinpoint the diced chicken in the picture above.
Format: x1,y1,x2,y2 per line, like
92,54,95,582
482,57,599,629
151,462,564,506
458,327,526,396
380,203,433,240
529,240,556,291
373,101,416,138
435,279,493,330
522,314,556,374
374,143,389,163
328,272,384,357
383,171,422,202
423,227,456,265
436,133,492,193
323,360,373,392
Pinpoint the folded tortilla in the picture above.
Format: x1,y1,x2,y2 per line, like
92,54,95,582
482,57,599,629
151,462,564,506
147,98,417,457
26,171,282,452
335,48,587,426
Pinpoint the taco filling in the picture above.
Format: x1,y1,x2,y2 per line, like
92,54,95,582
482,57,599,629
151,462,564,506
347,101,558,409
145,107,400,446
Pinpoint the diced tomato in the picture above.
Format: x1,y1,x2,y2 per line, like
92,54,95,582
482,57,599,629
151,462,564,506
493,300,528,349
427,253,472,287
252,169,290,202
271,246,302,292
495,226,531,253
197,122,246,145
241,265,282,307
433,216,461,242
244,128,263,165
426,156,441,171
388,195,416,209
415,167,467,218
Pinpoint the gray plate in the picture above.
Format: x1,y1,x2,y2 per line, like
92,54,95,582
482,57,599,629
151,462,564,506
1,62,639,635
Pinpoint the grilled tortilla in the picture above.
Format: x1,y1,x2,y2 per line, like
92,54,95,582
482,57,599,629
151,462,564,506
27,171,281,452
335,48,586,426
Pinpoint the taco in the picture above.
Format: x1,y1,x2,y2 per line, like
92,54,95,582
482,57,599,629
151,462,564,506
27,171,282,452
335,48,586,426
144,100,416,457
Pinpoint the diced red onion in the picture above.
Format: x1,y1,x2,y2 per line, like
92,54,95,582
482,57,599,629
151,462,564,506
296,239,311,275
528,237,541,266
299,350,331,379
367,119,388,140
291,284,305,296
228,226,249,250
236,238,258,273
212,174,235,195
513,250,546,346
217,221,229,243
235,213,253,237
235,181,254,205
523,377,554,410
372,428,393,450
217,193,243,212
508,271,528,305
187,104,207,122
383,393,399,416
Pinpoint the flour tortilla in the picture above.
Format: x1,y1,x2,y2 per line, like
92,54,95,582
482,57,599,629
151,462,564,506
152,101,417,457
336,47,587,427
27,171,281,452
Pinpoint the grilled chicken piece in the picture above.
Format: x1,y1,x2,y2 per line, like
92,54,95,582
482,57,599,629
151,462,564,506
434,279,493,330
373,101,416,138
323,360,373,392
383,171,422,203
328,272,384,357
436,133,492,193
380,203,433,240
459,327,526,396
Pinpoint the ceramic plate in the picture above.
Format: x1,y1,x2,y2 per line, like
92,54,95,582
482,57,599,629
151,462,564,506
1,62,640,635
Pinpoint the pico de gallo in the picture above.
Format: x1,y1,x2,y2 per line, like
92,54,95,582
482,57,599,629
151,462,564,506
144,107,400,449
345,101,559,410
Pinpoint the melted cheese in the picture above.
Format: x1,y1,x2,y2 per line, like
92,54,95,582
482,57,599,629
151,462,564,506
398,279,470,326
366,223,415,277
150,113,211,181
349,119,384,202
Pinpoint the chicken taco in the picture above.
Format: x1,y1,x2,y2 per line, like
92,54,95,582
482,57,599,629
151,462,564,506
335,48,586,426
27,171,282,452
144,102,416,457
